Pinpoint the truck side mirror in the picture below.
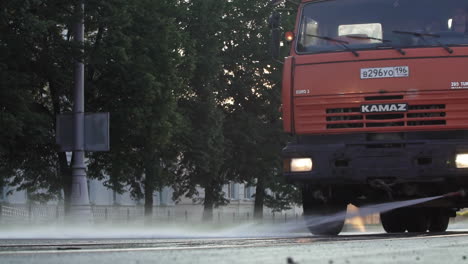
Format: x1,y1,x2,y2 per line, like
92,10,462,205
269,11,281,59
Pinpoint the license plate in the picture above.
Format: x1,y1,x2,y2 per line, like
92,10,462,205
360,66,409,79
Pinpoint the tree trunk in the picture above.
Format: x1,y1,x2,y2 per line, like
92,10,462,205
59,152,72,215
254,176,265,219
144,165,155,219
144,182,154,218
203,182,215,221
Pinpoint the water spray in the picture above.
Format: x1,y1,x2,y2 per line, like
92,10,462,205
1,190,466,240
442,189,466,198
297,189,468,233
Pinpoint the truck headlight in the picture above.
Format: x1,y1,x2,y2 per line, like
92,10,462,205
456,154,468,168
290,158,313,172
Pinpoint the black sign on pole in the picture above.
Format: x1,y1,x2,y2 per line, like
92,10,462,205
56,112,110,152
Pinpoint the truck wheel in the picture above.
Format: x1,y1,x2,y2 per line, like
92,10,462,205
380,209,406,233
303,204,347,235
428,209,450,232
404,208,429,233
302,186,347,236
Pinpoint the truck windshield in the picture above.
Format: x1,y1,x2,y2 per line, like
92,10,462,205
297,0,468,54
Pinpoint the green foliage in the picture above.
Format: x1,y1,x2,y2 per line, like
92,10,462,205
218,0,299,212
0,0,75,200
0,0,300,214
172,0,228,215
86,0,190,206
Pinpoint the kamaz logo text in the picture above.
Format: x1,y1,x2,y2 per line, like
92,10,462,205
360,103,408,113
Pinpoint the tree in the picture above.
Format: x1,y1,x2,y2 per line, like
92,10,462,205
85,0,190,218
219,0,299,218
0,0,300,218
0,0,76,205
173,0,229,221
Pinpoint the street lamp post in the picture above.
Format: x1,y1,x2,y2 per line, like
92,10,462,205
70,0,92,223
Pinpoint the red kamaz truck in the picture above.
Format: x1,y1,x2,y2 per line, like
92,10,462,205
272,0,468,235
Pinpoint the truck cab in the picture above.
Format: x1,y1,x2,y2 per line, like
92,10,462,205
276,0,468,235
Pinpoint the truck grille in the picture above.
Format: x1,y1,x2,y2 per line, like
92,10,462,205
326,104,446,129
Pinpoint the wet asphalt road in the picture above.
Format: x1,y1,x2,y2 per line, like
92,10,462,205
2,231,468,264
